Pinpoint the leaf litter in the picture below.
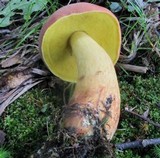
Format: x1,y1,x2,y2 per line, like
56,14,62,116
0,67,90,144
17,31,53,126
119,0,160,73
0,42,51,116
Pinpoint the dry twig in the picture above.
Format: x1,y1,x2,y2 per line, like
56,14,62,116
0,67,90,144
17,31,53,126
118,63,148,73
125,106,160,128
115,138,160,150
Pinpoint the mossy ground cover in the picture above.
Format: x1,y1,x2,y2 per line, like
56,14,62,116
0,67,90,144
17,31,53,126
0,0,160,157
114,73,160,158
0,71,159,157
0,85,62,157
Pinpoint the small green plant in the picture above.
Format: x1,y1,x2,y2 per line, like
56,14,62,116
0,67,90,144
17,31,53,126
0,148,11,158
0,0,49,27
152,146,160,158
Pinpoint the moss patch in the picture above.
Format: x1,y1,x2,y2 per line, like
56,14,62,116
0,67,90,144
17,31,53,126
0,73,159,157
113,73,160,157
0,85,63,158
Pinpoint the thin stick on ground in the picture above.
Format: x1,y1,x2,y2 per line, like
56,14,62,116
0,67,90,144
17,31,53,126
118,63,148,73
125,106,160,128
115,138,160,150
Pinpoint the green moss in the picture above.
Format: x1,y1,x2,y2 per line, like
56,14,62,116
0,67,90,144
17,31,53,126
152,145,160,158
1,74,160,157
0,148,11,158
115,149,141,158
113,74,160,157
0,86,62,158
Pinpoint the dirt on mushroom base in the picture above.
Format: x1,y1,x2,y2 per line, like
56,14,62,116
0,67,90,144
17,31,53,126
30,123,114,158
30,96,115,158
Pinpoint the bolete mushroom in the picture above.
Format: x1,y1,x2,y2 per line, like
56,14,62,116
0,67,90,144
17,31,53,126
39,2,121,140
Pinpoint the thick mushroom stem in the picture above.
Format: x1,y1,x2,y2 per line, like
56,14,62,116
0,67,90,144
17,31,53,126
63,31,120,140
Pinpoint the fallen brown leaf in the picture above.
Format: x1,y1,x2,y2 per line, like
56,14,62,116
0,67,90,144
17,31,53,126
0,79,44,116
1,54,22,68
0,71,32,92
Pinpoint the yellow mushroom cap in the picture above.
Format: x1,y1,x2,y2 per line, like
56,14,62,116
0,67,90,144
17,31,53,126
39,2,121,82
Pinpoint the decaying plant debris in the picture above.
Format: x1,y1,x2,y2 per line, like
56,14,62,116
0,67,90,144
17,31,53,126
119,1,160,73
0,46,51,115
30,121,114,158
29,100,115,158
